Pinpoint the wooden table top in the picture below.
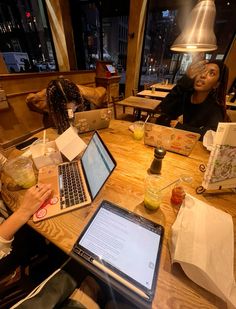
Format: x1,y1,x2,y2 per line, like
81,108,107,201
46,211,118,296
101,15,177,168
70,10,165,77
2,120,235,308
150,83,175,91
114,96,161,112
137,90,168,99
226,101,236,107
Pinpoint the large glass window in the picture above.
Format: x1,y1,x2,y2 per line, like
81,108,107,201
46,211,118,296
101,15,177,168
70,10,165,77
0,0,57,73
140,0,236,87
70,0,129,91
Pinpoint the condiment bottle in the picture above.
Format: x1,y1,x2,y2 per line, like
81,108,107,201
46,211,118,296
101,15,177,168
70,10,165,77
171,185,185,206
150,147,166,174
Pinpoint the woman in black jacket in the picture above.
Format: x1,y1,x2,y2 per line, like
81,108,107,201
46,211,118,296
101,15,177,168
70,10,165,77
157,59,229,140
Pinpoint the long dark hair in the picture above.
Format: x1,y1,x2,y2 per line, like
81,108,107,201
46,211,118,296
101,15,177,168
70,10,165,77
47,77,89,134
209,60,229,120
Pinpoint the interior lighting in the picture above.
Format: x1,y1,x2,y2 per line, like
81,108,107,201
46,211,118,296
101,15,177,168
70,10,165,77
171,0,217,52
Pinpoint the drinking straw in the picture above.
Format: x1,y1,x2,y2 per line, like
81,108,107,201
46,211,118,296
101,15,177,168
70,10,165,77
144,114,150,123
158,175,192,193
43,129,46,155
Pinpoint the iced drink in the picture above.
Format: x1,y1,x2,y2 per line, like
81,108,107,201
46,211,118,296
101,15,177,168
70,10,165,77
133,121,144,140
4,157,36,189
144,175,162,210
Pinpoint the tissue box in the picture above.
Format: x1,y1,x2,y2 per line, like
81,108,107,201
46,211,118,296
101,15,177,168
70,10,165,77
30,141,63,170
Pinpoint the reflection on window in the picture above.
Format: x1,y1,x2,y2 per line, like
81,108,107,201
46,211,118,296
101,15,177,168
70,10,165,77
0,0,57,73
140,0,236,87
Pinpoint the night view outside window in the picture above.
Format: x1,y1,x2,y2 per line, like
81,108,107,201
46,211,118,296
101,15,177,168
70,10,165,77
70,0,129,86
0,0,57,73
140,0,236,87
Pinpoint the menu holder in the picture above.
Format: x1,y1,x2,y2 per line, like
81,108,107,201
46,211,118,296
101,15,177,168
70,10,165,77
197,123,236,193
96,60,117,78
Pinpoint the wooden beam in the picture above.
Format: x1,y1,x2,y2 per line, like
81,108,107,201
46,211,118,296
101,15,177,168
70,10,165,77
125,0,147,97
45,0,77,71
0,53,8,74
224,34,236,92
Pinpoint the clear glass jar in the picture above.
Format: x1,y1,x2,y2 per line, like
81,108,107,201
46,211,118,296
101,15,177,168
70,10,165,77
144,175,162,210
4,157,36,189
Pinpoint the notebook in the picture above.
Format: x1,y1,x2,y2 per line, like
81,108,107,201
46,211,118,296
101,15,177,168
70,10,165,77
71,200,164,308
33,132,116,222
202,122,236,190
144,123,200,156
74,108,111,134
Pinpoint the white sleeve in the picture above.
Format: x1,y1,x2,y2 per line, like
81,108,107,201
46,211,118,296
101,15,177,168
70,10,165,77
0,235,14,259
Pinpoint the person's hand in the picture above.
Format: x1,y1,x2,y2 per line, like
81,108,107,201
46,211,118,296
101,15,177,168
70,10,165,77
170,120,178,128
17,183,52,221
186,60,208,80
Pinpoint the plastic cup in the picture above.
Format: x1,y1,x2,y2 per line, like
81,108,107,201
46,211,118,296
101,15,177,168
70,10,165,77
133,121,144,140
4,157,36,189
144,175,162,210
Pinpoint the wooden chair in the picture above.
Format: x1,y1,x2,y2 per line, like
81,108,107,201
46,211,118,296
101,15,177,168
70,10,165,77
144,82,152,90
111,95,124,119
132,88,138,96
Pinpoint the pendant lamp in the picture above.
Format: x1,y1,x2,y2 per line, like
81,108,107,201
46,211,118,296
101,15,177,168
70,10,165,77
171,0,217,52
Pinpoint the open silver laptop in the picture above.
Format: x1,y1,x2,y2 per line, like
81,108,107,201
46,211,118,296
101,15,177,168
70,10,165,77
144,123,200,156
74,108,111,134
33,132,116,222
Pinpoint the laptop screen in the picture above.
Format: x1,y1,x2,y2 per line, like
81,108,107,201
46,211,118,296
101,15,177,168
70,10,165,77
81,132,116,199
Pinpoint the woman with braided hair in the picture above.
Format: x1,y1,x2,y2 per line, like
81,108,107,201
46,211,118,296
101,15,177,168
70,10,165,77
47,77,90,134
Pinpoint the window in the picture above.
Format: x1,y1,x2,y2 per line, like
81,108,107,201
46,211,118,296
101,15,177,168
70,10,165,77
140,0,236,87
0,0,57,73
70,0,129,92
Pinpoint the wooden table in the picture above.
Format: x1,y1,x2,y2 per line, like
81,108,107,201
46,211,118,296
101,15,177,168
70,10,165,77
137,90,168,99
113,96,161,119
226,101,236,108
2,120,235,308
150,83,175,92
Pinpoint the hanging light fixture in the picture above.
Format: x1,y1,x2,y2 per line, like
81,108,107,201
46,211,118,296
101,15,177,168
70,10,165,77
171,0,217,52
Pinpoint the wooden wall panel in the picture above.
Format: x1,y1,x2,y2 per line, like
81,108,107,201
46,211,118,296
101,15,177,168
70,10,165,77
0,96,44,146
0,71,96,95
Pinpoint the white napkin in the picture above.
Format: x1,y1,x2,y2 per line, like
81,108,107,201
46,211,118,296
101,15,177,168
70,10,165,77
202,130,215,151
169,194,236,307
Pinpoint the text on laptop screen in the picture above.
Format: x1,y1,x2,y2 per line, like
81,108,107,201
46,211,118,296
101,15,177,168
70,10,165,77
81,133,115,199
79,206,161,289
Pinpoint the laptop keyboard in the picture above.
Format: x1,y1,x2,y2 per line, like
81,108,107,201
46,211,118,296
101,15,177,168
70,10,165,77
58,161,87,209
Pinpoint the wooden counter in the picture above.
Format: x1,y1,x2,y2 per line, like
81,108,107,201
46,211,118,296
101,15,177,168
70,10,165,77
1,120,235,308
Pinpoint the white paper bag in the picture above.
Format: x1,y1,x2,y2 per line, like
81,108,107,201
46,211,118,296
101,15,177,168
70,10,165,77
55,127,86,161
169,194,236,307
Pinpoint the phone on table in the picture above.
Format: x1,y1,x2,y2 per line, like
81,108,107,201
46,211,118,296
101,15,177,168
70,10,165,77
16,137,38,150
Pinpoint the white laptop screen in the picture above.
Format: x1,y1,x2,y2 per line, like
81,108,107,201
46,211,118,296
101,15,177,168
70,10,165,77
79,205,161,290
81,132,116,199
